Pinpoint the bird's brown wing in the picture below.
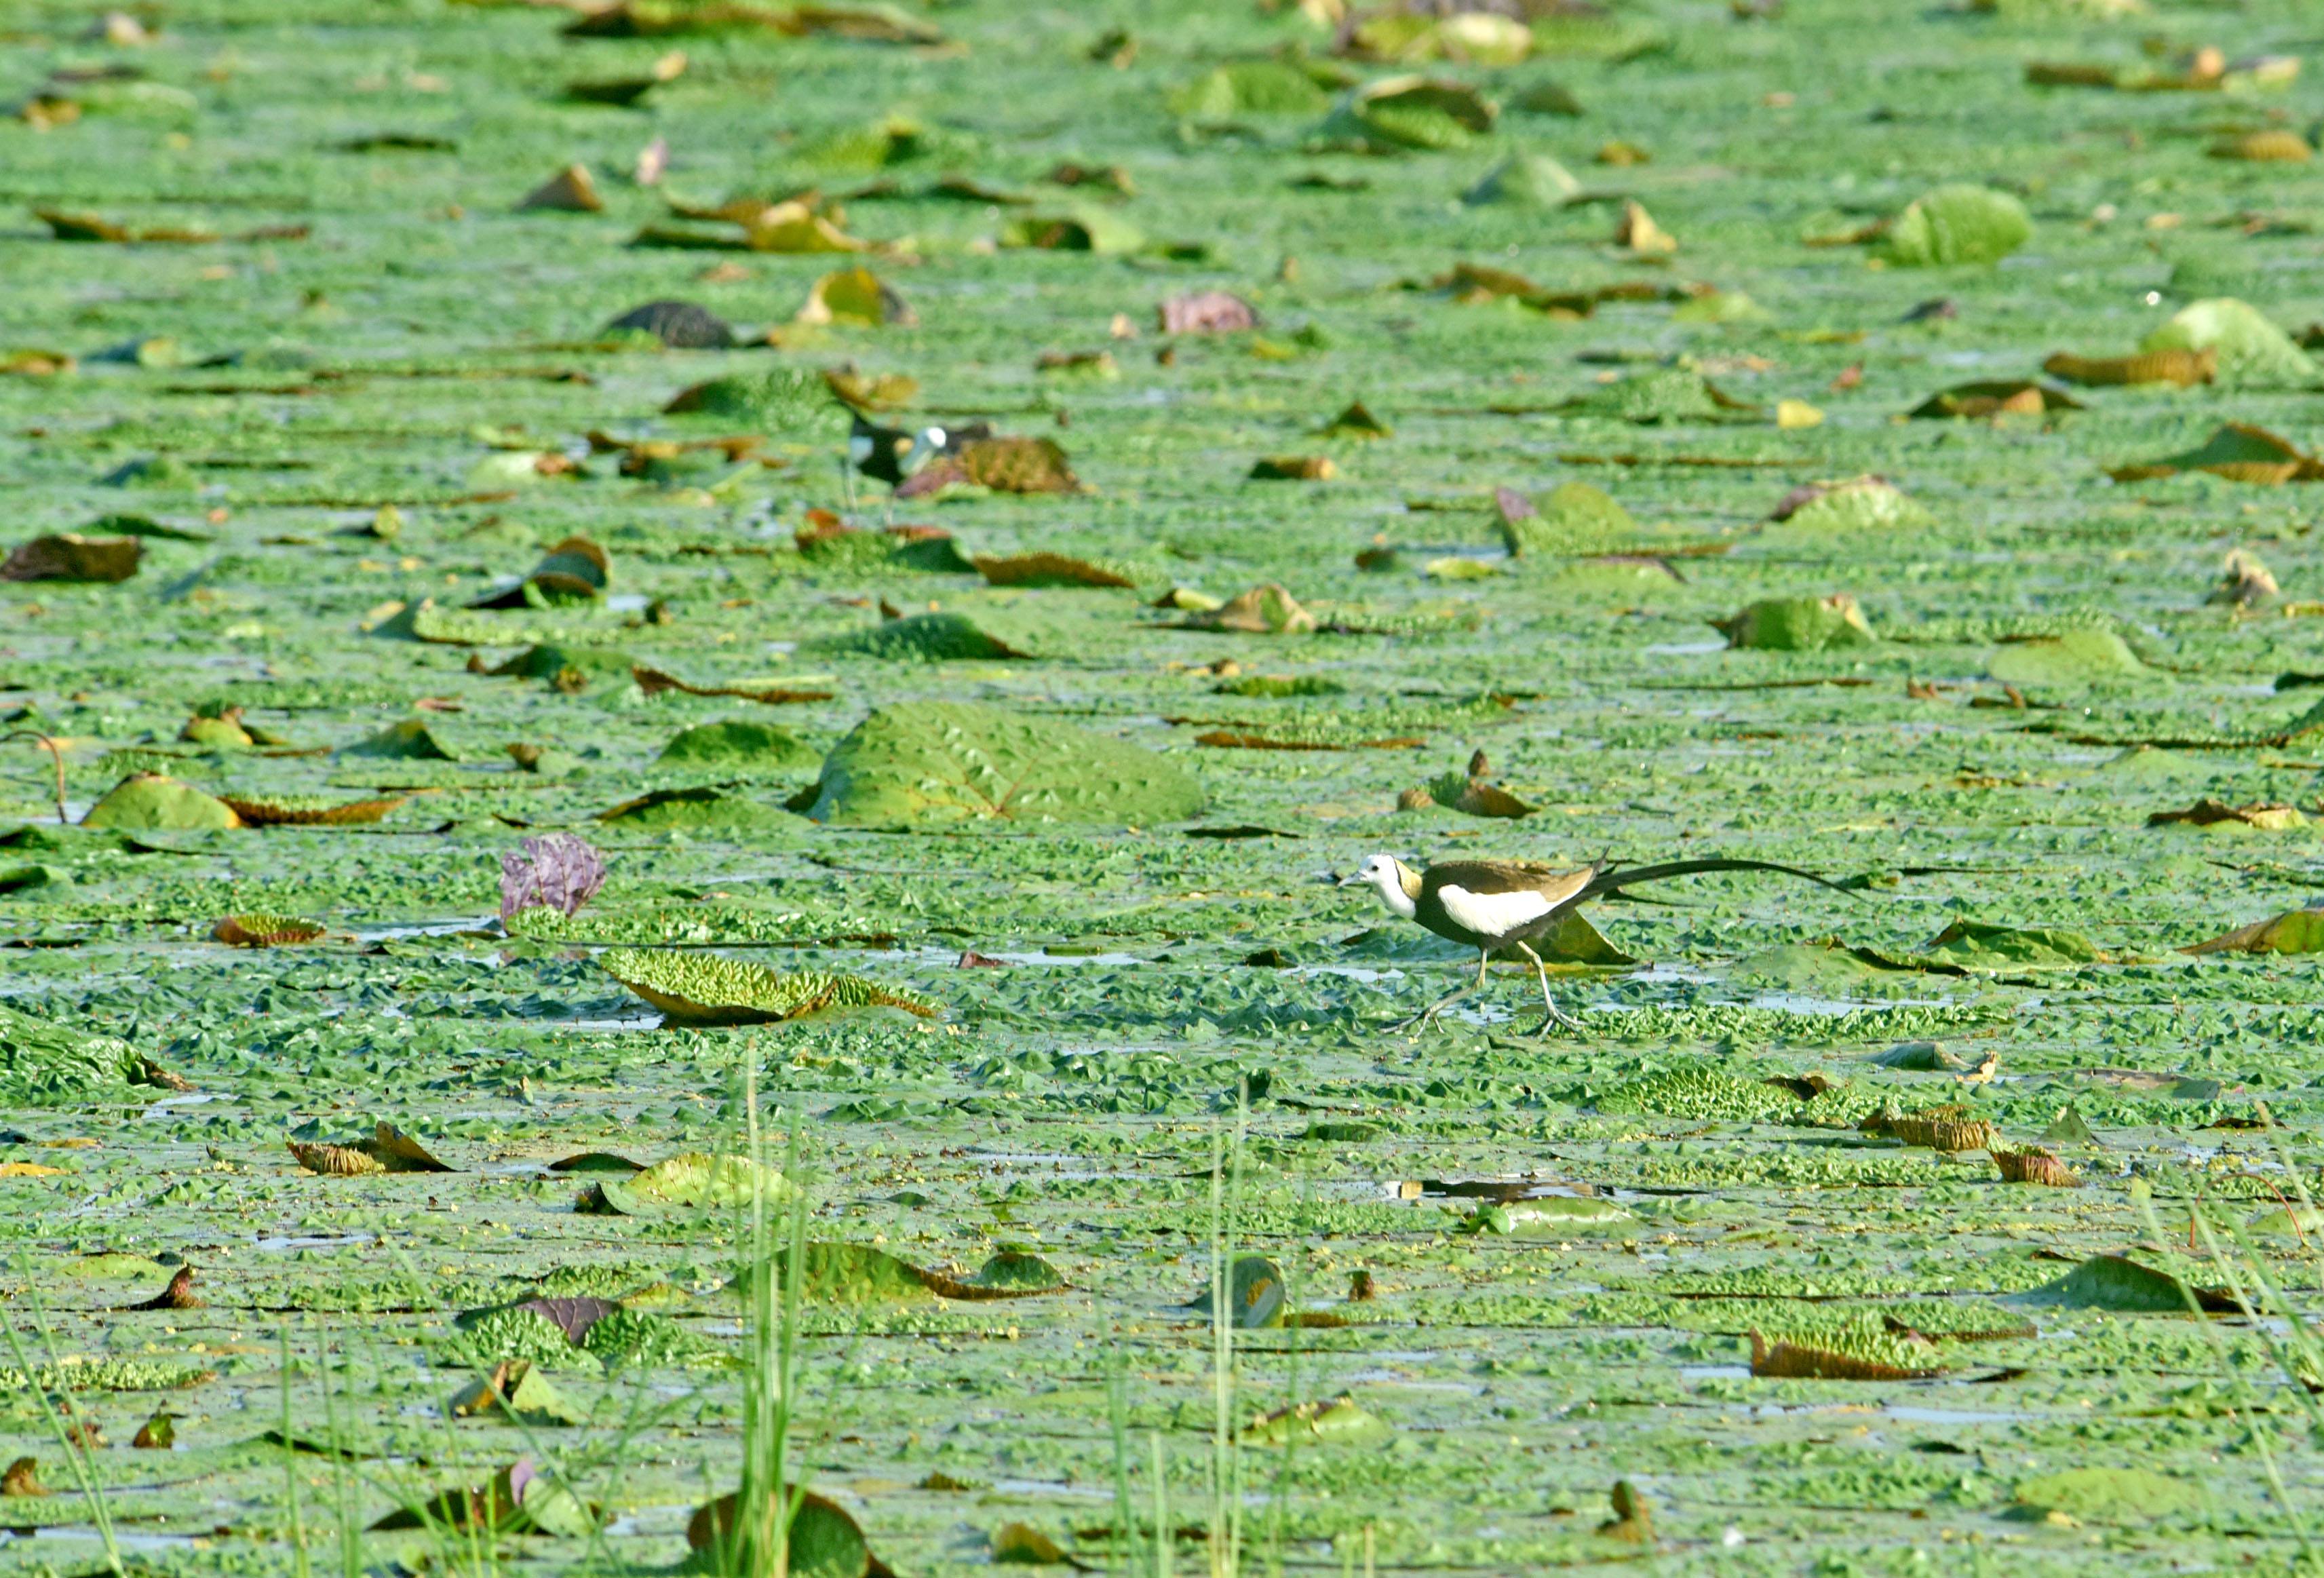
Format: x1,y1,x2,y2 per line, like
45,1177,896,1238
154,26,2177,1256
1424,861,1597,907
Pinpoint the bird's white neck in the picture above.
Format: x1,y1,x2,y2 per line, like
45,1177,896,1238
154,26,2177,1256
1368,862,1418,921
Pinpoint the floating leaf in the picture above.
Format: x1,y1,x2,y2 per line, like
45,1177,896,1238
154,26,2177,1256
688,1485,886,1578
1986,629,2144,685
1462,150,1579,208
1767,477,1933,532
1459,1197,1634,1235
1497,480,1636,556
1909,379,2082,419
1713,595,1876,651
518,164,604,213
82,773,239,830
581,1151,802,1214
2184,907,2324,955
596,785,799,830
1240,1396,1392,1448
470,537,611,609
1160,292,1256,335
1250,455,1335,481
1180,583,1317,634
2014,1466,2199,1524
973,552,1137,590
1321,400,1391,438
1321,75,1496,153
998,208,1145,254
2148,798,2302,830
1169,60,1334,120
1186,1255,1289,1328
1613,199,1676,256
601,948,938,1025
2019,1253,2234,1312
2,1458,47,1497
1880,185,2032,266
449,1360,585,1426
0,1003,189,1104
2138,299,2318,388
803,701,1203,827
219,793,408,826
665,367,847,437
1566,367,1759,423
1994,1146,2080,1186
990,1522,1072,1564
1878,1107,1994,1152
374,1459,598,1538
2108,422,2324,484
798,267,915,327
1425,772,1536,819
1749,1328,1948,1381
290,1121,454,1176
212,913,325,946
2042,347,2214,388
1918,918,2105,969
899,436,1081,497
806,611,1045,661
1,534,140,583
659,720,821,772
633,666,836,705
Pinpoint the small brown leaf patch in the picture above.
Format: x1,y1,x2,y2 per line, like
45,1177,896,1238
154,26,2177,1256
1,1457,46,1497
289,1122,454,1176
125,1266,201,1311
2146,798,2301,830
632,666,834,705
1159,291,1256,335
511,1296,619,1344
2042,347,2215,388
212,913,328,946
1909,381,2083,419
1,534,141,583
2109,423,2324,485
1994,1147,2081,1187
131,1412,176,1450
1250,455,1336,481
1749,1329,1948,1381
288,1141,386,1177
1877,1108,1995,1153
219,796,408,827
973,553,1136,589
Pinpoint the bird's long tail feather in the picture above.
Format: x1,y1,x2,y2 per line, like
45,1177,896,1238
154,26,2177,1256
1581,858,1856,903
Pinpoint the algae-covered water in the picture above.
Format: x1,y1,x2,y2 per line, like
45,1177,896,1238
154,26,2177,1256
3,0,2324,1572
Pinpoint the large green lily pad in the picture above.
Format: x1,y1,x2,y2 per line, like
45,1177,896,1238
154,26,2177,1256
0,1003,186,1104
1986,630,2144,685
1713,596,1876,651
81,773,239,830
1497,481,1636,557
657,720,822,773
803,701,1203,828
2140,299,2317,388
1880,184,2032,266
600,948,940,1025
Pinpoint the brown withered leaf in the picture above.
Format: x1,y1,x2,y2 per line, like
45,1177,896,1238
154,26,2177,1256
2146,798,2302,830
1749,1329,1948,1381
1598,1480,1654,1544
1,534,141,582
973,553,1136,589
1159,291,1256,334
1251,455,1336,480
1909,381,2083,419
1994,1147,2081,1187
901,436,1080,496
1,1457,46,1497
824,365,919,410
517,164,604,213
2211,130,2312,163
125,1266,201,1311
511,1296,619,1344
131,1412,176,1450
2042,347,2215,388
2108,423,2324,485
632,666,836,704
288,1141,386,1177
211,914,328,946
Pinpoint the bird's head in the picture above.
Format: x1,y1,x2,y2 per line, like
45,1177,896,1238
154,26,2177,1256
1341,853,1419,919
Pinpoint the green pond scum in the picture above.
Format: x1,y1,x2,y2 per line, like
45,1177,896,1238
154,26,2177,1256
7,0,2324,1573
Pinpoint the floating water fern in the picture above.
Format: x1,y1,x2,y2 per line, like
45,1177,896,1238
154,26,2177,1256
600,948,939,1025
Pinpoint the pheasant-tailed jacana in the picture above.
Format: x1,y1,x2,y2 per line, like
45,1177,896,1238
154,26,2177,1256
1342,853,1848,1034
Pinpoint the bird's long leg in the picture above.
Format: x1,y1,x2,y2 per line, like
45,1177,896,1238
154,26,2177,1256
1513,941,1585,1036
1392,949,1489,1034
840,457,858,517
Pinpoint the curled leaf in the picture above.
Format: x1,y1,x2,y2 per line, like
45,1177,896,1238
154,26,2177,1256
602,948,939,1025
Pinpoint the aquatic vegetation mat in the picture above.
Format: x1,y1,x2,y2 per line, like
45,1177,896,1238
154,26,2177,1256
5,0,2324,1573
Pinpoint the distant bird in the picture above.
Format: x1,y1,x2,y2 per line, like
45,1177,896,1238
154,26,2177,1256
1342,854,1850,1035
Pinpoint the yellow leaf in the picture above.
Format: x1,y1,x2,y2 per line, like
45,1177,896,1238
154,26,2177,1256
1777,398,1824,429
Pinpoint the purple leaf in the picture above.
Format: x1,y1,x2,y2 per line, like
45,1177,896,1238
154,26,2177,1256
500,833,606,923
512,1296,618,1344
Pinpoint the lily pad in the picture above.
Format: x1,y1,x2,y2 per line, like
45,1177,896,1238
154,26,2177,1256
0,1003,187,1105
2184,908,2324,955
1462,150,1579,208
1768,478,1933,533
1986,630,2144,685
1496,480,1636,556
2139,299,2318,388
802,701,1203,828
449,1360,587,1426
658,720,821,773
600,948,940,1025
1910,380,2083,419
1185,1255,1288,1329
2016,1253,2228,1312
1918,919,2104,969
1169,60,1334,120
82,774,240,830
1,535,140,583
688,1486,887,1578
1713,595,1876,651
1240,1396,1392,1448
1566,367,1758,424
998,208,1144,255
584,1151,802,1214
2108,423,2324,484
213,913,326,946
1880,185,2032,267
1321,76,1496,153
972,552,1138,590
665,368,846,438
1459,1197,1633,1235
342,720,466,761
219,794,408,826
596,786,800,830
2014,1466,2199,1523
